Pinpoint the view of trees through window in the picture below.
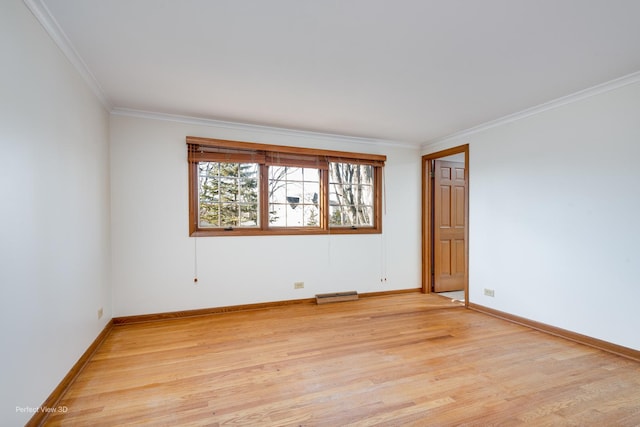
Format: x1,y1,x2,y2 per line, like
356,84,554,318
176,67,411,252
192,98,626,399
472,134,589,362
197,162,375,229
268,167,320,227
188,136,385,236
198,162,259,228
329,162,374,226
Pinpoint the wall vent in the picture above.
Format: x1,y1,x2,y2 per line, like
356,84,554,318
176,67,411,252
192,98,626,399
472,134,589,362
315,291,359,305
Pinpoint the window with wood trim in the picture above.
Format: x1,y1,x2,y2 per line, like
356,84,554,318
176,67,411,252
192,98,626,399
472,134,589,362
187,136,386,236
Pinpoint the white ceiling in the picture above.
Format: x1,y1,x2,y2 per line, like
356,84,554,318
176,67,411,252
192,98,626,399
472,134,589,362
37,0,640,145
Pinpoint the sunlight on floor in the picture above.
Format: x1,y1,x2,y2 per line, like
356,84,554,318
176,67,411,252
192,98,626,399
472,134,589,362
437,290,465,302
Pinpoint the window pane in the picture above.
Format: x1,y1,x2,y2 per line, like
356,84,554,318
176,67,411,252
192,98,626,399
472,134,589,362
198,162,259,228
287,167,303,181
220,204,239,227
239,204,258,226
286,182,303,203
269,185,286,204
269,166,286,180
268,166,320,228
303,168,319,182
329,163,374,227
199,203,220,227
304,205,320,226
269,203,286,226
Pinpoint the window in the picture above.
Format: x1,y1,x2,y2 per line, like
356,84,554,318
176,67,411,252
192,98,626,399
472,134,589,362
198,162,259,228
268,166,320,227
329,162,375,227
187,136,385,236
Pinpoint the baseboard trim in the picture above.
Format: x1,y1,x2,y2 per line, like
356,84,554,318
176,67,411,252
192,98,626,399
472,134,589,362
113,288,422,325
360,288,422,298
468,303,640,363
113,298,316,325
27,320,114,427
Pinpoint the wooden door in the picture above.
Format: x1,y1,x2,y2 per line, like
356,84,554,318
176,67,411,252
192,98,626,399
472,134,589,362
433,160,466,292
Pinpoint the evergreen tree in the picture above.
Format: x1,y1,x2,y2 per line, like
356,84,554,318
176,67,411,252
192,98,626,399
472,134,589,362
198,162,259,227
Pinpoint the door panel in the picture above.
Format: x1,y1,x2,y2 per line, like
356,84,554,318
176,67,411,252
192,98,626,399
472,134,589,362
433,160,466,292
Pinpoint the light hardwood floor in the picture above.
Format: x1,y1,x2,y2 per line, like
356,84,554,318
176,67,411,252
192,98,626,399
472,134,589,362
45,294,640,426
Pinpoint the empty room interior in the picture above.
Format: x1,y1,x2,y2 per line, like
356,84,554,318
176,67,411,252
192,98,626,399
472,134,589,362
3,0,640,425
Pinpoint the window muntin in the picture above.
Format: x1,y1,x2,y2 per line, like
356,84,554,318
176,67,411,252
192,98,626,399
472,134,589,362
329,162,374,227
187,136,385,236
268,167,320,227
198,162,259,228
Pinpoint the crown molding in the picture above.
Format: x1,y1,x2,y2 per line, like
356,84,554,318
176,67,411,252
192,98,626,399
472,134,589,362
422,70,640,153
111,108,421,150
23,0,111,109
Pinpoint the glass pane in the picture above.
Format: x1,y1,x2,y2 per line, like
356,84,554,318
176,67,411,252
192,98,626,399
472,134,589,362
269,166,287,180
286,182,303,200
286,204,304,227
269,167,286,202
239,178,258,203
219,176,236,188
269,203,286,226
220,203,239,227
342,206,355,226
268,165,320,228
239,204,258,226
329,205,344,226
287,167,303,181
198,162,259,228
329,190,340,206
219,163,238,177
328,162,375,228
356,206,374,226
199,203,219,228
304,205,319,226
303,168,319,182
269,185,286,204
241,163,259,177
329,163,373,184
199,162,218,177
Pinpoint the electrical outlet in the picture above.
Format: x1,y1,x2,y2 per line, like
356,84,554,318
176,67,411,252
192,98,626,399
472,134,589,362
97,307,103,319
484,288,495,297
294,282,304,289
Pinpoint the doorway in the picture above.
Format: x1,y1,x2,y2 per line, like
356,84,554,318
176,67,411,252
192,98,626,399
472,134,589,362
422,145,469,305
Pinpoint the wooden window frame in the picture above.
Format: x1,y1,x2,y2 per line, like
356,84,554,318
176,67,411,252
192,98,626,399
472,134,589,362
187,136,386,237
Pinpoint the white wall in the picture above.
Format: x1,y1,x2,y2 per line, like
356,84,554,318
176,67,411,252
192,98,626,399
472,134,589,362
439,153,465,163
110,114,421,317
0,1,111,424
424,80,640,350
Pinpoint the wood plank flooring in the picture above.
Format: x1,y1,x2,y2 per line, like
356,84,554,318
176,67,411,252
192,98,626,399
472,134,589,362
45,294,640,426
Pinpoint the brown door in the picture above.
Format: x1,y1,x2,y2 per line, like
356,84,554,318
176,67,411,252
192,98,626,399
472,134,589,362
433,160,466,292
